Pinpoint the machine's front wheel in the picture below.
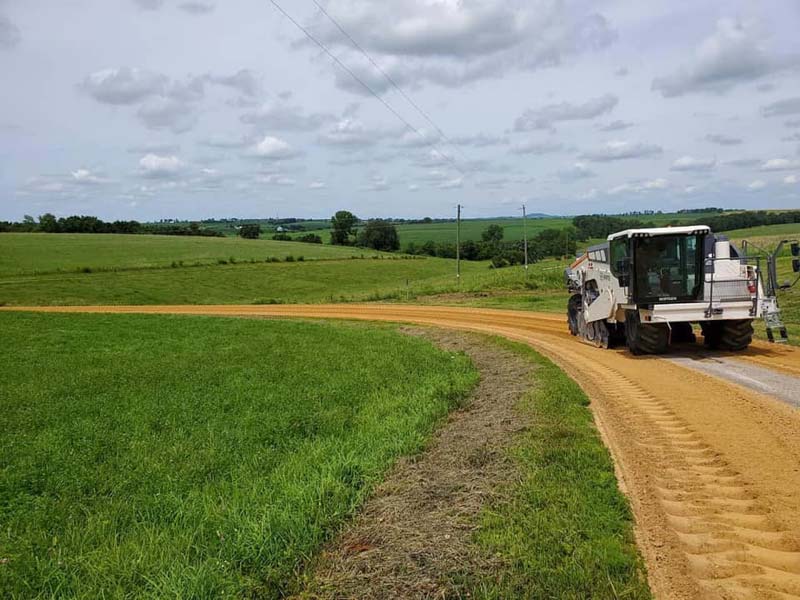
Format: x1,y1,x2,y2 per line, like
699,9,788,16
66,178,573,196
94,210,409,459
567,294,582,336
625,310,669,355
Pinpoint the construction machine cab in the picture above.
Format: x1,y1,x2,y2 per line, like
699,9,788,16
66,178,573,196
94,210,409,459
608,226,709,305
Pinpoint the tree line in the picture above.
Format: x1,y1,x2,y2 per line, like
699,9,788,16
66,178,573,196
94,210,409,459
1,214,223,237
571,210,800,241
329,210,577,264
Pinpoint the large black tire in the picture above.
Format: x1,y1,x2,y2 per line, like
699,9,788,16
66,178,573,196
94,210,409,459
702,319,753,351
567,294,582,336
625,310,670,355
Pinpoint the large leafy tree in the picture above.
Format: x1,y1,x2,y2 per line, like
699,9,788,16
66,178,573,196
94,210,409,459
330,210,358,246
239,223,262,239
357,219,400,252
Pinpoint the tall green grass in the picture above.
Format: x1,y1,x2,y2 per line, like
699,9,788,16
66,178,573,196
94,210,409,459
0,313,477,598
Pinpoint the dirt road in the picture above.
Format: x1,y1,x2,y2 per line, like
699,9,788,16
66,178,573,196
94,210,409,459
7,304,800,599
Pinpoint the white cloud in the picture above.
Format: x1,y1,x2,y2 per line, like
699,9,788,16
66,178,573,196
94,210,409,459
670,156,717,172
598,120,633,132
747,179,766,190
81,67,166,105
255,173,296,186
725,158,761,168
136,98,196,133
652,18,797,97
510,139,564,155
643,178,669,190
241,102,335,132
139,154,185,178
514,94,618,131
580,140,663,162
784,174,799,184
762,97,800,118
71,169,106,185
437,177,464,189
208,69,260,97
249,136,300,160
394,128,441,148
558,162,595,182
318,118,393,147
761,158,800,171
607,178,668,195
706,133,742,146
308,1,616,93
308,181,326,190
363,175,390,191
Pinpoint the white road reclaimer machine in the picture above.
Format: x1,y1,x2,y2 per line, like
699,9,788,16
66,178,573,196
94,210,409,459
565,225,800,355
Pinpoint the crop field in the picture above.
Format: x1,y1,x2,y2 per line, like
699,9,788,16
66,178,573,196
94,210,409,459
0,312,477,598
0,233,381,277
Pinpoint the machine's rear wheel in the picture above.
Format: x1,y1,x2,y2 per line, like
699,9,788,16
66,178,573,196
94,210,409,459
625,310,669,355
702,320,753,351
567,294,582,336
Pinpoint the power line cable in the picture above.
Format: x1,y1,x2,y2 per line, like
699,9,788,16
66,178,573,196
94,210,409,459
308,0,469,164
268,0,465,176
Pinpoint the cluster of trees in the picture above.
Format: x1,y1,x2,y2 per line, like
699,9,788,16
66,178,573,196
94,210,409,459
271,232,323,244
677,207,726,214
329,211,400,251
0,214,222,237
239,224,262,239
405,224,577,265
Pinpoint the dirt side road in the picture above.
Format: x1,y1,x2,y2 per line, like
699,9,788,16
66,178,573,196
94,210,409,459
6,304,800,599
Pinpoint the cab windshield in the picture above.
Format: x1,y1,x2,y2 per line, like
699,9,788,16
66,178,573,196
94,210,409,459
633,234,703,302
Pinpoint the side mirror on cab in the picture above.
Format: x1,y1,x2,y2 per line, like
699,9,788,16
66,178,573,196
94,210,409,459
791,242,799,257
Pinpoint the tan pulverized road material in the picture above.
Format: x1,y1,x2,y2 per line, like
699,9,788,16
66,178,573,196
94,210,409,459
6,304,800,599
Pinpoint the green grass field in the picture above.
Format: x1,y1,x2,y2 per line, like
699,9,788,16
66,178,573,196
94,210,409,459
0,312,477,598
0,233,382,277
0,236,568,306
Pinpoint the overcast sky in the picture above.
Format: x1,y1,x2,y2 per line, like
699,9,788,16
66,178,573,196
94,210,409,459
1,0,800,221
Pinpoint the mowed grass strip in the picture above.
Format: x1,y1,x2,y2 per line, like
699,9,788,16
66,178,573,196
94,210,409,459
0,313,477,598
0,233,383,277
473,339,651,599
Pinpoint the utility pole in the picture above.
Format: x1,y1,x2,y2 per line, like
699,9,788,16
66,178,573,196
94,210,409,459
456,204,462,285
522,204,529,279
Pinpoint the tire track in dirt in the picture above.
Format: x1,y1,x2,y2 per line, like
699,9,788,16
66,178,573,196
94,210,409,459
5,304,800,599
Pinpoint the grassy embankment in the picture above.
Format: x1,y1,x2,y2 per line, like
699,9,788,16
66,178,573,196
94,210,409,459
0,312,477,598
473,338,651,599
